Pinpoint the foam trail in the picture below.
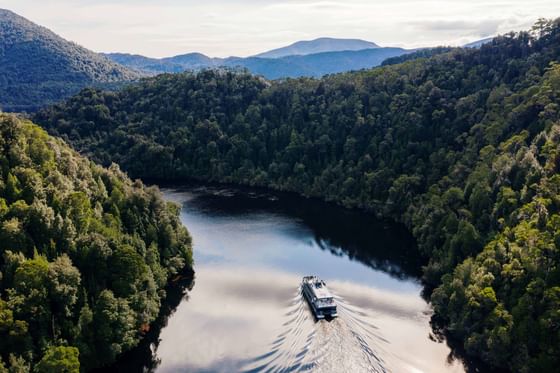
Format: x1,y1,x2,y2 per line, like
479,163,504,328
241,286,390,373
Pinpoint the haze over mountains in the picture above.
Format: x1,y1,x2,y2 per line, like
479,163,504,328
254,37,380,58
105,35,495,79
104,36,409,79
105,46,411,79
463,36,494,48
0,8,492,112
0,8,141,112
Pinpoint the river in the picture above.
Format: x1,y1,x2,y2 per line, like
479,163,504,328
107,184,466,373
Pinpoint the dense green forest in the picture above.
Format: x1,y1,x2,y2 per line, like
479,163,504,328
0,114,192,372
0,9,142,113
35,19,560,371
380,46,455,66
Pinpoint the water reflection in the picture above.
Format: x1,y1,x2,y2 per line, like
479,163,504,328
98,270,194,373
152,267,461,373
174,185,423,281
105,184,465,373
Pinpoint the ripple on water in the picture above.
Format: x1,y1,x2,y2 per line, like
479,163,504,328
241,286,390,373
140,188,466,373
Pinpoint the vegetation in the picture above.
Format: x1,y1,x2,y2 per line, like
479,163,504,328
35,19,560,372
0,114,193,371
380,46,455,66
0,9,142,113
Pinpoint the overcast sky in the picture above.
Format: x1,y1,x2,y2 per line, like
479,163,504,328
3,0,560,58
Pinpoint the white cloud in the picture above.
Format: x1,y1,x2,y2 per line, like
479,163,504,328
2,0,559,57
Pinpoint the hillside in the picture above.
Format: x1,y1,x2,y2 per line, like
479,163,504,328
106,52,220,74
104,47,410,79
228,47,410,79
0,9,142,112
0,114,193,371
35,18,560,372
254,37,379,58
381,46,455,66
464,36,495,48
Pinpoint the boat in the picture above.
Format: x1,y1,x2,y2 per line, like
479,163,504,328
301,276,338,319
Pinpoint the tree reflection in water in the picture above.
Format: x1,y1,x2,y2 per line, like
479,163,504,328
95,268,194,373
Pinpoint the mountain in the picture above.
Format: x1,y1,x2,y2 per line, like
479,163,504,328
36,18,560,372
162,52,219,68
105,47,411,79
227,47,410,79
106,52,221,74
103,53,175,73
254,37,379,58
463,36,494,48
0,9,143,112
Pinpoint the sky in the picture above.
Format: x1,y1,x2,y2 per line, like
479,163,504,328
2,0,560,58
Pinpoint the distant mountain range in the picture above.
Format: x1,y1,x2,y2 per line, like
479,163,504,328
105,46,412,79
105,36,496,79
463,36,494,48
105,52,218,74
0,8,142,112
0,7,496,112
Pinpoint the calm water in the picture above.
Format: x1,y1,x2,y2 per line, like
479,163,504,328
108,184,465,373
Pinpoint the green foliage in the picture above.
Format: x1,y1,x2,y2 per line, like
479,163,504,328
0,9,142,113
0,115,193,371
91,290,136,365
381,46,455,66
5,355,29,373
34,18,560,372
35,346,79,373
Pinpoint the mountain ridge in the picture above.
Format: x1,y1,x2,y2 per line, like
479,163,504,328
254,37,380,58
104,47,411,79
463,36,494,48
0,8,143,112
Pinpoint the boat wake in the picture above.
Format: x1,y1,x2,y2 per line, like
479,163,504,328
241,286,390,373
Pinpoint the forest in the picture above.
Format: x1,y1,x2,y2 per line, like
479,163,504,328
0,9,141,112
0,114,193,372
35,19,560,372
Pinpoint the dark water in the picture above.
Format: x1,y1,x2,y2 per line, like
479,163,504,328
107,184,465,373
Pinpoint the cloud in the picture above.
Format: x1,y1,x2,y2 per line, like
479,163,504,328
1,0,560,57
414,19,504,36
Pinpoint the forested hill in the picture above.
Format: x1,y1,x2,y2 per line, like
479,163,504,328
0,9,142,113
0,114,192,371
35,19,560,371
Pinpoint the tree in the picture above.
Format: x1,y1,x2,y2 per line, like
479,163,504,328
47,255,81,318
35,346,79,373
92,290,136,365
0,300,28,355
110,244,148,298
0,115,193,370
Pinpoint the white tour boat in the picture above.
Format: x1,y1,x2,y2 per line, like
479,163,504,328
301,276,338,319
